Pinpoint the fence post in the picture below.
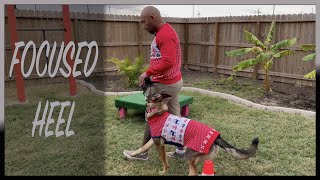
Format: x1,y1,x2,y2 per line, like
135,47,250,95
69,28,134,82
252,21,261,80
184,19,189,70
72,13,79,48
213,22,220,74
62,5,77,96
138,21,143,56
72,13,81,74
7,5,26,103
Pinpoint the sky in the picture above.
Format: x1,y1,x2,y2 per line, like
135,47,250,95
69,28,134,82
15,5,316,18
154,5,316,17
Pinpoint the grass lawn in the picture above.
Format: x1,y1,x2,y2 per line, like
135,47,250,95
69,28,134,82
184,75,265,101
5,83,315,176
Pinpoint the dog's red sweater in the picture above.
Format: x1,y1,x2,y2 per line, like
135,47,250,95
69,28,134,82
145,23,182,85
148,112,220,154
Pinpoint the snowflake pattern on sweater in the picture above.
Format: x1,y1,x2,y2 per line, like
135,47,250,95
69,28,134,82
148,112,220,154
161,114,190,145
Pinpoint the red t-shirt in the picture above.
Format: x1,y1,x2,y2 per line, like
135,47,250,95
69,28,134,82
145,23,182,84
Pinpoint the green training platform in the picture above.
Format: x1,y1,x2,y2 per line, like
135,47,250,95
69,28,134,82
114,92,193,119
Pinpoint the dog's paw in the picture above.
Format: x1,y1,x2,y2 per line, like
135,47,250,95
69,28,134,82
159,170,167,176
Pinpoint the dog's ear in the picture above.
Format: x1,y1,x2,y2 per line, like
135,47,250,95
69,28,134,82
141,77,152,92
144,77,152,86
140,83,147,92
161,93,172,99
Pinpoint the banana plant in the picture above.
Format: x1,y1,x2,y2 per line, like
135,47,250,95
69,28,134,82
300,44,316,79
225,21,296,92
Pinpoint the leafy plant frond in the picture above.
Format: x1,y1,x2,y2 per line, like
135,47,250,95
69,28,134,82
225,48,254,57
123,56,132,67
304,70,316,79
252,47,264,53
106,56,146,87
264,20,276,45
263,61,273,70
302,53,316,61
300,44,316,79
300,44,316,51
244,30,265,48
232,58,261,72
256,52,270,61
271,38,296,51
273,50,295,58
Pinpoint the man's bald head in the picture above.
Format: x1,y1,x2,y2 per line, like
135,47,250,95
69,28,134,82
140,6,165,34
141,6,161,18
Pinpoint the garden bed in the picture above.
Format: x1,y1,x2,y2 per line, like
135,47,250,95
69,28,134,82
84,69,315,112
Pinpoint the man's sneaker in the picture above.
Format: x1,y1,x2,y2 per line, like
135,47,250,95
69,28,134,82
166,151,185,158
123,150,149,161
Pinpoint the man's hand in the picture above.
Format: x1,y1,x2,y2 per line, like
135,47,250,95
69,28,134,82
139,72,148,86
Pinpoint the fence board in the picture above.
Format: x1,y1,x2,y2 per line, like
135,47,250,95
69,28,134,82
4,9,315,86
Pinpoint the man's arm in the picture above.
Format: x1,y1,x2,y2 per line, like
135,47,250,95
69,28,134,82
145,34,176,77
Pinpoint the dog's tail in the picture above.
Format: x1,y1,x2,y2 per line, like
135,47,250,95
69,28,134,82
215,136,259,160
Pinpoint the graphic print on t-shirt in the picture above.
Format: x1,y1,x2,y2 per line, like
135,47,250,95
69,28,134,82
150,37,162,59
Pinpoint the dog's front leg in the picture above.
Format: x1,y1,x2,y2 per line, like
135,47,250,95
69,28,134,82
187,159,197,176
155,141,169,175
130,138,155,156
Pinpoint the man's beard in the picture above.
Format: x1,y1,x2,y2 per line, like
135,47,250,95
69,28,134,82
148,28,156,34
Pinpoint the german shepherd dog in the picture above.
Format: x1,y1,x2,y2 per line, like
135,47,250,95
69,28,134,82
129,78,259,176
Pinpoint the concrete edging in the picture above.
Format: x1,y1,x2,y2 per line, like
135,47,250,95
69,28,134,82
77,80,315,118
77,80,141,96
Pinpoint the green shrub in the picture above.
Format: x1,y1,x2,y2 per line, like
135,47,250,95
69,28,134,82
106,55,148,87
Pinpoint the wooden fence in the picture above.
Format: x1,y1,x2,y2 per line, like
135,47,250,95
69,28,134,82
5,9,316,87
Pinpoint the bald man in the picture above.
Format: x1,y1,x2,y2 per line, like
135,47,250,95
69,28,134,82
123,6,185,160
